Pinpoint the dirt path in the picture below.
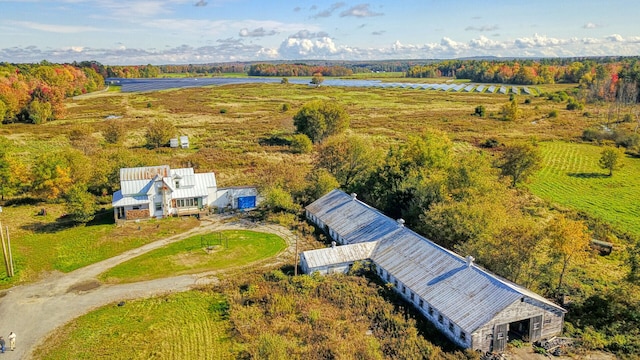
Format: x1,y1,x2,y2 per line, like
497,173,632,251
0,216,297,360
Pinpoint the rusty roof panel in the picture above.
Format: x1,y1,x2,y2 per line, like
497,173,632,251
120,165,170,181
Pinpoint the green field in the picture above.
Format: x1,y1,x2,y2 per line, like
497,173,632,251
100,230,287,283
33,290,234,360
528,141,640,237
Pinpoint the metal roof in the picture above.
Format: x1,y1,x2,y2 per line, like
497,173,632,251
306,190,403,244
120,165,170,181
111,190,149,207
303,241,379,269
304,189,565,333
165,172,216,199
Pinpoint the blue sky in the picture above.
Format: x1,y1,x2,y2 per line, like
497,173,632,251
1,0,639,65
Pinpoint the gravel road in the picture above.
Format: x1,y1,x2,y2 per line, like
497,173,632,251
0,216,296,359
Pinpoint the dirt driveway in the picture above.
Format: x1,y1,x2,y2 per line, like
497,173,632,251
0,216,297,359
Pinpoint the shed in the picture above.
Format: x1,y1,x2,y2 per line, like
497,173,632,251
301,189,566,353
169,138,179,148
179,135,189,149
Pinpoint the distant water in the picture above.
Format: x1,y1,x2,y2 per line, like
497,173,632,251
106,77,532,94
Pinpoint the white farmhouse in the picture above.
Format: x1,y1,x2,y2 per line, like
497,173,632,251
112,165,258,222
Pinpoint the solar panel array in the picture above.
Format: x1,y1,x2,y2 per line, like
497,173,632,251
108,77,538,96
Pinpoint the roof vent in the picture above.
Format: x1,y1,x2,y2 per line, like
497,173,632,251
465,255,475,267
351,193,357,200
397,218,405,227
331,241,336,248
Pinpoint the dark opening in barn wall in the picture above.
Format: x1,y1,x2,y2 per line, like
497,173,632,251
493,315,544,352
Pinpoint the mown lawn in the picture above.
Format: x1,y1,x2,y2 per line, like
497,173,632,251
99,230,287,283
0,203,199,288
528,141,640,237
32,290,235,360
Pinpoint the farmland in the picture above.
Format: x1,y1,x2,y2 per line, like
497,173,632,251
3,75,640,358
529,141,640,238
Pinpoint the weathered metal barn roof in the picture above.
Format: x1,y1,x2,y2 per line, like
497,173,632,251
303,241,379,269
305,190,403,245
120,165,170,181
304,189,565,333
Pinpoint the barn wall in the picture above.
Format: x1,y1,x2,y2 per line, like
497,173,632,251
374,264,471,348
471,298,564,352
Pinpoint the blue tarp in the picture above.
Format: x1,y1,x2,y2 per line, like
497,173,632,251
237,196,256,209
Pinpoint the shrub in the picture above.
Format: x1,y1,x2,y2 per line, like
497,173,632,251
220,108,227,114
481,138,500,148
524,98,532,104
567,98,584,111
290,134,313,154
474,105,486,117
549,109,559,118
281,103,290,112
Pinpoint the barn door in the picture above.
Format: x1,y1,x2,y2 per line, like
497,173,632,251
529,315,543,342
493,323,508,352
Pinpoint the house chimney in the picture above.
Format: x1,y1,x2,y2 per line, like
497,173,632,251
465,255,475,267
351,193,357,200
397,218,405,227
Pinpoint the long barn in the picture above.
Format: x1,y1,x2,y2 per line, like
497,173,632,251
300,189,565,353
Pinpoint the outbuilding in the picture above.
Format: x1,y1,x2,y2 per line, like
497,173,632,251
300,189,566,353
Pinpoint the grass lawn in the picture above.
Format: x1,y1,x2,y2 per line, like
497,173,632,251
0,203,199,288
528,141,640,238
32,290,234,360
99,230,287,283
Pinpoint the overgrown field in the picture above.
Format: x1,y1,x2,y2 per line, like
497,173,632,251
100,230,287,283
34,270,477,360
529,141,640,238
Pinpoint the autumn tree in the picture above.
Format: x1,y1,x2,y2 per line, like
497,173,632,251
598,146,624,176
102,120,127,144
497,142,542,187
310,72,324,87
31,149,92,200
546,215,591,293
145,119,176,148
293,100,349,143
315,133,380,189
303,169,340,204
501,99,520,121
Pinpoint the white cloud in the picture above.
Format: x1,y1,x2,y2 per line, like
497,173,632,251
465,25,499,32
606,34,624,42
583,22,601,29
239,27,278,37
340,4,383,18
9,21,100,34
312,2,346,19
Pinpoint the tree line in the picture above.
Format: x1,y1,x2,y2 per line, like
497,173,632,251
0,62,103,124
248,63,353,77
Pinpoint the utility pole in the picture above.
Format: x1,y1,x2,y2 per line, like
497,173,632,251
0,221,10,277
294,234,298,276
6,226,13,277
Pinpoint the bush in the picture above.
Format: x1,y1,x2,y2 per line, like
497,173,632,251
474,105,486,117
567,98,584,111
220,108,227,114
290,134,313,154
524,98,532,104
549,109,559,118
481,138,500,148
281,103,290,112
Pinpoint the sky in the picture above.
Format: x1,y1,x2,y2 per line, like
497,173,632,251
1,0,639,65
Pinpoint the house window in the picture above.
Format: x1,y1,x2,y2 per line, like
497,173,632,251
410,292,414,301
386,273,390,282
497,332,504,340
176,198,198,208
155,203,162,211
460,332,467,342
402,285,406,294
419,299,424,308
175,180,180,189
449,322,454,333
379,268,384,276
428,306,434,316
438,314,443,324
132,205,140,210
394,280,398,288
